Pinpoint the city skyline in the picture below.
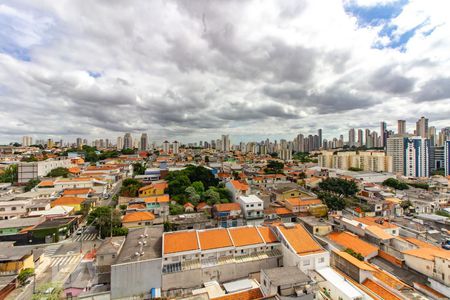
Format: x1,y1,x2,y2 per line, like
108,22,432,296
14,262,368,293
1,1,450,143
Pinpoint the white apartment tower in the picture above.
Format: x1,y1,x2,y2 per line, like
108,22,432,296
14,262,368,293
173,141,179,154
221,135,230,152
404,137,429,177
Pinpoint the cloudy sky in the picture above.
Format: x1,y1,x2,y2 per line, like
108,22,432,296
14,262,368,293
1,0,449,145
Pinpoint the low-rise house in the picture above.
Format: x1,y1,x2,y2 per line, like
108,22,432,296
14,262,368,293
29,205,74,219
161,226,281,291
111,226,163,299
0,246,35,275
284,197,322,213
29,216,79,243
271,184,300,202
0,200,30,220
122,211,155,228
143,194,170,216
0,217,43,237
299,216,332,236
51,196,88,213
212,203,244,228
225,180,250,201
273,207,296,223
62,188,93,198
274,223,329,272
237,195,264,223
196,202,212,216
260,266,316,299
167,213,215,231
184,202,195,213
96,236,126,285
138,181,168,197
327,231,379,261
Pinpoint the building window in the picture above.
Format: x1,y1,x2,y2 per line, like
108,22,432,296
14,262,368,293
319,257,325,263
11,207,16,211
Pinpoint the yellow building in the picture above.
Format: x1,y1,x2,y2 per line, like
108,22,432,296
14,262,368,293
0,247,35,275
138,181,168,197
51,196,86,212
318,150,393,172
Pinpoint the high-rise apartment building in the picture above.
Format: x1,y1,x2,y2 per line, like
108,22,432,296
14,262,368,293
365,129,372,148
173,141,179,154
76,137,83,149
162,141,170,153
116,136,124,150
428,126,436,146
380,121,387,148
348,128,355,147
221,135,230,152
445,141,450,177
357,129,363,147
123,133,133,149
22,136,33,147
387,136,405,174
404,137,429,177
318,129,322,149
397,120,406,135
415,116,428,138
140,133,148,151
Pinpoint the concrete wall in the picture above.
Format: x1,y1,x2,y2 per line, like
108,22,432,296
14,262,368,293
111,258,162,299
161,257,279,291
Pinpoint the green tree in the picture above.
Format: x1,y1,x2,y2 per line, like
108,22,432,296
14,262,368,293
382,178,409,190
0,164,18,183
32,282,62,300
120,178,144,197
344,248,364,261
203,188,221,205
46,167,69,178
87,206,125,238
24,179,40,192
121,148,135,154
319,177,358,197
318,191,346,210
18,268,34,285
191,181,205,194
265,160,284,174
132,162,146,176
169,203,184,215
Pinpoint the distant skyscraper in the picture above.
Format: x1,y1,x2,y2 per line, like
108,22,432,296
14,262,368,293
162,141,170,153
22,136,32,147
365,129,372,148
397,120,406,135
416,116,428,138
387,136,406,174
140,133,148,151
221,135,230,152
380,121,387,148
76,137,83,149
173,141,179,154
445,141,450,177
318,129,322,149
116,136,123,150
123,133,133,149
348,128,355,147
428,126,436,146
404,137,429,177
357,129,363,147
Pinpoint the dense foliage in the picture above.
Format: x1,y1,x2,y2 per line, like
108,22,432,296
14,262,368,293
264,160,284,174
408,182,429,190
24,179,40,192
348,167,363,171
166,165,230,209
0,164,18,183
293,152,318,163
119,178,144,197
318,177,358,197
382,178,409,190
18,268,34,285
344,248,364,261
436,210,450,218
46,167,69,178
132,162,146,176
317,191,346,210
87,206,128,238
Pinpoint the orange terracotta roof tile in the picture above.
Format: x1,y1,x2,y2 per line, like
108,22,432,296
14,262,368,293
62,188,92,195
286,198,322,206
228,227,264,247
277,224,324,255
196,202,211,210
164,231,199,254
143,194,170,203
256,226,278,244
212,288,263,300
355,217,398,229
230,180,249,191
332,250,376,271
274,207,293,215
198,228,233,250
68,167,81,174
127,203,146,210
328,231,378,257
363,279,401,300
122,211,155,223
365,225,394,240
214,202,241,212
402,247,450,261
86,166,118,171
184,202,195,208
38,180,54,187
414,282,446,298
373,270,409,290
403,237,440,249
52,196,86,206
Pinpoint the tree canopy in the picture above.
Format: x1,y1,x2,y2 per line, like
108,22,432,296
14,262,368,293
46,167,69,178
318,177,358,197
87,206,128,238
0,164,17,183
382,178,409,190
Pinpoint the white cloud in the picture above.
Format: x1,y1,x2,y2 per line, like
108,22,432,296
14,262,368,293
0,0,449,144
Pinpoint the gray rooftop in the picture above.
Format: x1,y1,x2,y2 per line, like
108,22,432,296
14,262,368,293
299,216,330,226
97,236,126,255
0,216,43,229
115,226,163,264
263,266,311,286
0,246,34,261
